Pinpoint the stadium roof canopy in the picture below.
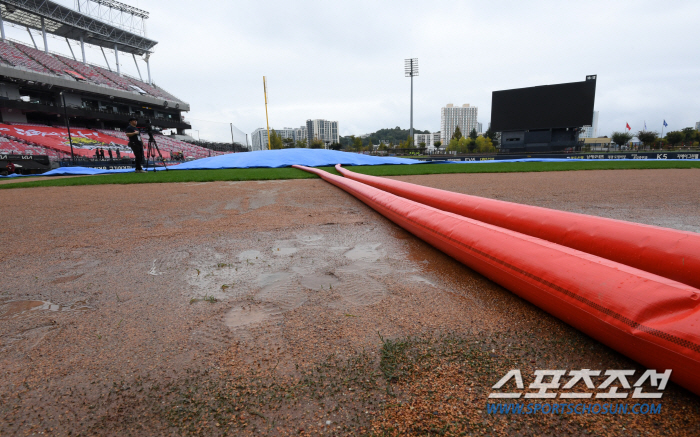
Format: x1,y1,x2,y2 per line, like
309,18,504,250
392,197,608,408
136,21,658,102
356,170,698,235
0,0,157,55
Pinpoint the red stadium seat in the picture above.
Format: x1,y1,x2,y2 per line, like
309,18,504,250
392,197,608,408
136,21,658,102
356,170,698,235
0,41,52,74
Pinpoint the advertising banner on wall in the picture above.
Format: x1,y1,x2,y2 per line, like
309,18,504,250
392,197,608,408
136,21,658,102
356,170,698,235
0,124,134,157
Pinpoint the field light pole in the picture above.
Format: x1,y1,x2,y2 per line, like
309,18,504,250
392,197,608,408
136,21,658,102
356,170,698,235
59,91,75,163
405,58,418,145
263,76,271,150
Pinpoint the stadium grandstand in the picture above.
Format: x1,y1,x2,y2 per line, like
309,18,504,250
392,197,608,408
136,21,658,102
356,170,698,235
0,0,226,171
187,140,247,154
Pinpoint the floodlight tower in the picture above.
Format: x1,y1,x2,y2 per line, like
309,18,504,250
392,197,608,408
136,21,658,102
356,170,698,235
405,58,418,143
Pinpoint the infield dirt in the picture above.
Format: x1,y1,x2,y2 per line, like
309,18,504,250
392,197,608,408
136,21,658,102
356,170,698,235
1,168,699,436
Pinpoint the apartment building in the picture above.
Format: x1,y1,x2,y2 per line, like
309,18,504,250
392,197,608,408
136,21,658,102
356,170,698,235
440,104,478,145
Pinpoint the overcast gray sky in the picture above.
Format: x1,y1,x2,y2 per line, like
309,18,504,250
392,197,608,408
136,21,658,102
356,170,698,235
11,0,700,142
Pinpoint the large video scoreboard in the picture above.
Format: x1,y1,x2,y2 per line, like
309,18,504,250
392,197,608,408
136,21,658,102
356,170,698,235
491,76,597,132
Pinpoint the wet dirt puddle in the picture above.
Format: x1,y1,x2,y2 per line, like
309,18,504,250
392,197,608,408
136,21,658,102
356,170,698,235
224,272,306,330
300,273,340,290
224,303,285,329
272,247,298,256
220,237,416,331
343,243,386,261
0,300,91,318
51,273,85,284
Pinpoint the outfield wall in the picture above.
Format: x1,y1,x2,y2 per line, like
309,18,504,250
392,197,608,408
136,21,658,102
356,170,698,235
420,152,700,162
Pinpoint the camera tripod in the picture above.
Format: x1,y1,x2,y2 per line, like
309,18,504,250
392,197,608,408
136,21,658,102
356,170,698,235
145,132,168,172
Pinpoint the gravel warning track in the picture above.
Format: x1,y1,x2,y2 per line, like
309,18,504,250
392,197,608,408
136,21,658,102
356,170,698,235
1,169,698,436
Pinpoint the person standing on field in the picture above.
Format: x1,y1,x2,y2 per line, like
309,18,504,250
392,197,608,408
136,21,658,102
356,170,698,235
125,118,146,173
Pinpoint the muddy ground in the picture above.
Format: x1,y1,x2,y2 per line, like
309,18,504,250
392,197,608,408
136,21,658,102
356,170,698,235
1,168,699,436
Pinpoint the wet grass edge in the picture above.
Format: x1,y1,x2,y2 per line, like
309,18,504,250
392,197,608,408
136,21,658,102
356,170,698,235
2,160,699,189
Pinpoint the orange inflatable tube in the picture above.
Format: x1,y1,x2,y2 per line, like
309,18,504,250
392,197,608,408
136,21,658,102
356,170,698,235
294,165,700,396
335,164,700,291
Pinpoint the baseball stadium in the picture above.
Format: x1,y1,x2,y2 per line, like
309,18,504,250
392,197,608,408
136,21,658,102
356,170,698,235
1,1,699,436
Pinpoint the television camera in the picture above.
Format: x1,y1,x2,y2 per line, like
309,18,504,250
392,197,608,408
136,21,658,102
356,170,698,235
139,118,168,172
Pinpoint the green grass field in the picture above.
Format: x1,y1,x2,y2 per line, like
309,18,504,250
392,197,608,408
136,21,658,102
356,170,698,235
1,160,699,189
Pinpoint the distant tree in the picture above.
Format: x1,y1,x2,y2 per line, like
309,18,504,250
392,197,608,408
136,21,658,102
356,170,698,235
636,130,659,149
665,131,684,147
611,131,633,148
475,136,495,153
329,142,342,150
484,126,500,147
419,142,426,148
269,130,284,149
462,137,476,153
378,143,388,152
352,136,363,152
469,128,478,140
452,126,463,141
681,127,698,147
282,137,294,148
433,141,442,148
310,137,324,149
446,138,459,152
343,135,355,151
295,138,308,148
447,137,474,154
405,135,415,149
361,127,429,146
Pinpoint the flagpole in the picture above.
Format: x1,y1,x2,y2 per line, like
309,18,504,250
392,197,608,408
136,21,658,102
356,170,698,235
627,123,636,151
661,122,664,150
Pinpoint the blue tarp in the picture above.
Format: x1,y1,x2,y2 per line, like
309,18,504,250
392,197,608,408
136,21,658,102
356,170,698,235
433,158,700,163
168,148,423,170
7,149,421,177
36,167,148,176
1,148,698,178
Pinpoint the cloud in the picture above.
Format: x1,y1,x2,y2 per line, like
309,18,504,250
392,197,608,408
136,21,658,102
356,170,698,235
45,0,700,141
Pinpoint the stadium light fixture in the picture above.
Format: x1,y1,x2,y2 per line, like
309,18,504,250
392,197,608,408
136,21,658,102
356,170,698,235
404,58,418,143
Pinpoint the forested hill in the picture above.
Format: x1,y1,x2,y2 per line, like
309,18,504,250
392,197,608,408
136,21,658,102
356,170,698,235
370,127,430,143
340,126,429,147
